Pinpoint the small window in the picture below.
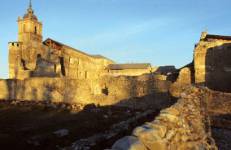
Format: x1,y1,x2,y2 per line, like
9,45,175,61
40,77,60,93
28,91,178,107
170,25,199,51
35,26,37,34
102,87,109,95
54,64,57,72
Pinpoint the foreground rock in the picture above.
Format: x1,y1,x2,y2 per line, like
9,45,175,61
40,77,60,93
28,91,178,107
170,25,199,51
65,109,159,150
111,86,218,150
53,129,69,137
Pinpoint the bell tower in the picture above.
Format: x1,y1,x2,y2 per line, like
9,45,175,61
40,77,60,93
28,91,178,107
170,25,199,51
17,0,43,71
18,0,42,44
9,0,43,79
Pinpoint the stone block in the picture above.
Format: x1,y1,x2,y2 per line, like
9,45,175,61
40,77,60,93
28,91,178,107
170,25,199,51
112,136,147,150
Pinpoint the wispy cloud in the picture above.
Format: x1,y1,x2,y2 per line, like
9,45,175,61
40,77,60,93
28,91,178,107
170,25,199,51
77,17,174,45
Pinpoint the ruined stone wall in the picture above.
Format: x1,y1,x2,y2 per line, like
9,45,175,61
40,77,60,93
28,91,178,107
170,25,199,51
172,34,231,93
169,66,193,97
112,86,217,150
204,89,231,130
175,67,192,84
0,75,171,109
8,42,50,79
170,81,231,131
62,47,112,79
194,39,231,92
170,83,231,115
107,69,151,77
0,80,10,100
8,42,24,79
96,75,171,109
9,40,114,80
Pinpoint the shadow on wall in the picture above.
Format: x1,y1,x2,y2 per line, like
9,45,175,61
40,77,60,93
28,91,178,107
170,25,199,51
166,62,195,84
0,91,174,150
4,79,78,104
205,43,231,92
1,76,172,110
154,66,176,75
115,92,175,110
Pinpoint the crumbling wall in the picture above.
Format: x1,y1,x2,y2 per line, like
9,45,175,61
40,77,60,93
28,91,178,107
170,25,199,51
94,75,171,109
107,69,151,77
175,67,192,84
203,89,231,130
194,39,231,92
112,86,217,150
0,80,10,100
169,65,193,97
170,83,231,116
0,75,171,109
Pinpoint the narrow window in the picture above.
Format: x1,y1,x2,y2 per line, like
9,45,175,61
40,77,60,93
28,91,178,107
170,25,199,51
60,57,66,76
54,64,57,72
102,87,109,95
35,26,37,34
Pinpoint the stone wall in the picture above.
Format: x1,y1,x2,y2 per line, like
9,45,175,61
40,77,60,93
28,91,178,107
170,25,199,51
0,75,171,109
111,86,217,150
107,69,151,77
169,65,193,97
194,37,231,92
175,67,192,84
171,82,231,136
171,33,231,93
204,89,231,130
61,45,113,79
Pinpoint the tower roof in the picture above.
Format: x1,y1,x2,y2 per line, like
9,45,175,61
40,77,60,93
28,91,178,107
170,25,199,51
23,0,38,20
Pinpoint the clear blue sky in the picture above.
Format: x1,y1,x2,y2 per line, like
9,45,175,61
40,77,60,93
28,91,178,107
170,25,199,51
1,0,231,78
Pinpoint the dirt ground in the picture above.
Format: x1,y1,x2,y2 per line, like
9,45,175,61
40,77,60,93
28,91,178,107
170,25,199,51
212,127,231,150
0,100,229,150
211,114,231,150
0,101,158,150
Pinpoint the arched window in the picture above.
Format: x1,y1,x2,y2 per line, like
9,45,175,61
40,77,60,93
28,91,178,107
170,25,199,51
35,26,37,34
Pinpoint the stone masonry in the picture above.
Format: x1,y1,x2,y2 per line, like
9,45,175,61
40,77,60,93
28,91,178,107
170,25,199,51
0,74,171,109
112,86,217,150
194,32,231,92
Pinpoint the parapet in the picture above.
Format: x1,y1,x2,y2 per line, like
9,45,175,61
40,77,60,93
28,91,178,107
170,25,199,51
8,42,22,49
200,31,208,41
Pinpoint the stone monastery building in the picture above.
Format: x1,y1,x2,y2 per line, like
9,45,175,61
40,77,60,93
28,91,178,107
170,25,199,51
9,1,154,79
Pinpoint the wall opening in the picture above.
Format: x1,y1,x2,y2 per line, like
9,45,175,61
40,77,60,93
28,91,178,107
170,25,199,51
21,59,28,70
37,54,41,58
34,26,37,34
54,64,57,73
102,87,109,95
60,57,66,76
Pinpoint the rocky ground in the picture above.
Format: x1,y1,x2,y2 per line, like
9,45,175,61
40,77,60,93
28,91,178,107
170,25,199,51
0,101,160,150
210,114,231,150
212,127,231,150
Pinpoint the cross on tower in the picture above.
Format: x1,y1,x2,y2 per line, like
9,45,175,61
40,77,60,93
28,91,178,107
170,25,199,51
29,0,32,9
